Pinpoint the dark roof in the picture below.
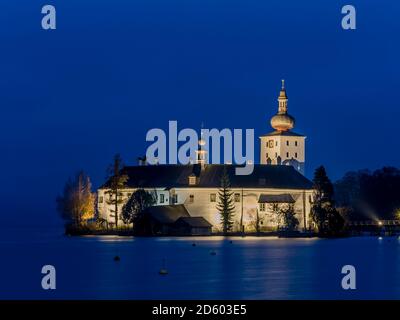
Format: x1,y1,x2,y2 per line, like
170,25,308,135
144,204,190,224
174,217,213,228
260,130,305,137
100,164,313,190
258,194,296,203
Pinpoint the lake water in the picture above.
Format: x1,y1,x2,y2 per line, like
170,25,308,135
1,228,399,299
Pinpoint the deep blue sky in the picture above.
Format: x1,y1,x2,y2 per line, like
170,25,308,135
1,0,399,227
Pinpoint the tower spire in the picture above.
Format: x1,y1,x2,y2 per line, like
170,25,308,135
196,123,207,169
270,80,295,131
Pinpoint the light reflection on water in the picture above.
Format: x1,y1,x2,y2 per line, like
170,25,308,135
1,229,400,299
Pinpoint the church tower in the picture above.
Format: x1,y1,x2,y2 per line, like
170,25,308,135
260,80,306,174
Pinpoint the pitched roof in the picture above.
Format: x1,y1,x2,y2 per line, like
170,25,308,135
174,217,213,228
258,193,296,203
260,130,305,137
100,164,313,190
144,204,190,224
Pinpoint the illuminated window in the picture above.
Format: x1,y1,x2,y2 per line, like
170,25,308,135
160,194,165,203
259,203,266,211
210,193,216,202
188,175,197,185
234,193,240,202
189,194,194,203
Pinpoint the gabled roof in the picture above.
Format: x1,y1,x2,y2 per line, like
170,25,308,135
100,164,313,190
144,204,190,224
258,194,296,203
174,217,213,228
260,130,305,137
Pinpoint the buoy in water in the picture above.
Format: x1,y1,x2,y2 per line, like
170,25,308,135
159,269,168,275
192,243,196,247
159,258,168,275
114,255,120,262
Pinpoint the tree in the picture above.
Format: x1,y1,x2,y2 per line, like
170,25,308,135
122,189,156,227
279,204,299,231
310,166,344,235
105,154,128,228
248,209,263,234
269,203,299,231
56,171,95,227
216,166,235,234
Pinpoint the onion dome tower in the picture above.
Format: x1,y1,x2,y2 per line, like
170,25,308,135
270,80,295,132
259,80,306,175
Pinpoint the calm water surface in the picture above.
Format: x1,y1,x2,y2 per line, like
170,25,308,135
1,228,399,299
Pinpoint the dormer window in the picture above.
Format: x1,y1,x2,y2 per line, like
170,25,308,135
188,174,197,186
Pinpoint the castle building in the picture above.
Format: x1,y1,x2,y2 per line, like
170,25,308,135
97,81,314,233
260,80,306,175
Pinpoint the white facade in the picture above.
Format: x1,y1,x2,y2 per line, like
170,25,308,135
260,134,305,173
97,186,314,232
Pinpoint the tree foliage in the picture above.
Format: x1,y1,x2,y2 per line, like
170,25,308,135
105,154,128,228
270,203,299,231
57,171,95,227
311,166,344,235
216,166,235,234
122,189,156,226
335,167,400,221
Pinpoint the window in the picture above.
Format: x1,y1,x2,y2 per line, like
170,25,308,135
210,193,216,202
234,193,240,202
295,152,298,158
286,152,289,157
99,196,103,204
266,153,268,158
160,194,165,203
189,194,194,203
268,140,274,148
259,203,266,211
275,141,278,146
172,194,178,204
275,152,278,157
188,175,197,185
286,140,289,146
295,141,298,146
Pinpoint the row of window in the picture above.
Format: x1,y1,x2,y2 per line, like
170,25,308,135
187,193,242,203
266,152,298,159
266,140,299,148
99,193,173,204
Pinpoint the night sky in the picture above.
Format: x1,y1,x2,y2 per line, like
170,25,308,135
1,0,399,227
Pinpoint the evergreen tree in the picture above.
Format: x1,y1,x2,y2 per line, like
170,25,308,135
105,154,128,228
310,166,344,235
122,189,156,228
216,166,235,234
56,171,95,228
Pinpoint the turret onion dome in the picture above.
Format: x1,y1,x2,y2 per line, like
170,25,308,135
270,80,295,132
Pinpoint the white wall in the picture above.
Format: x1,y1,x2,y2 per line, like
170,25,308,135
98,187,314,232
